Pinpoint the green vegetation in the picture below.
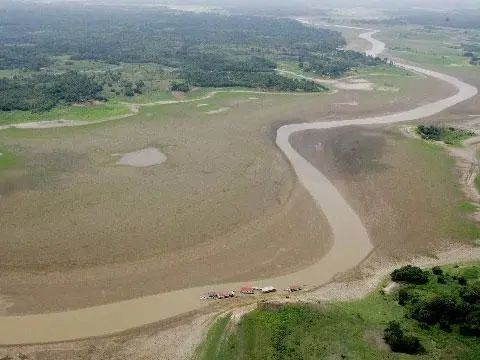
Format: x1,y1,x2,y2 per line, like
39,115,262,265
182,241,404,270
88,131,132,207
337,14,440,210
462,43,480,65
417,125,475,145
0,5,345,92
383,321,423,354
390,265,429,284
0,6,343,71
301,50,385,77
0,72,103,112
194,315,231,360
475,176,480,195
0,101,131,125
185,67,326,92
379,24,479,72
197,263,480,359
0,3,387,123
405,137,480,243
389,8,480,30
397,264,480,337
459,202,479,213
0,150,17,170
170,81,190,93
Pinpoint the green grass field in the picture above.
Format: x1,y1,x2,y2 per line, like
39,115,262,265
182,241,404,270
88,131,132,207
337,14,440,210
379,25,479,72
197,263,480,360
0,101,132,126
355,63,416,79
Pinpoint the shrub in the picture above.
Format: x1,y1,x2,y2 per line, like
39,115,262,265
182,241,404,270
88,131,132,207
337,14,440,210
432,266,443,275
460,310,480,336
384,321,423,354
416,125,475,145
411,295,461,326
437,275,447,284
398,288,413,306
391,265,429,285
170,81,190,92
461,283,480,304
439,318,452,332
458,276,468,286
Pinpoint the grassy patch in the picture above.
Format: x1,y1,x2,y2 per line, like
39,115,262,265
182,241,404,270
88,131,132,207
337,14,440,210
276,61,303,74
118,90,176,104
195,315,231,360
0,149,17,169
200,263,480,359
459,202,479,213
0,101,132,125
405,138,479,241
353,63,415,78
452,220,480,240
417,125,476,145
380,25,478,72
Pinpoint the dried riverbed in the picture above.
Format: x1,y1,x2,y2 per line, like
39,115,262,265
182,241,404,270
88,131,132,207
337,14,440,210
0,26,477,345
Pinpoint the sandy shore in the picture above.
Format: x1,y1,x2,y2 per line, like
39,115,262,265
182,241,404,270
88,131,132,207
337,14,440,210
0,25,477,345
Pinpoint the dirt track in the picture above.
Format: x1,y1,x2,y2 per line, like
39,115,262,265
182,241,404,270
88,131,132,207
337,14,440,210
0,25,477,345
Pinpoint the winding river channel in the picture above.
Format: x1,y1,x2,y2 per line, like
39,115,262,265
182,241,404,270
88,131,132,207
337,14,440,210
0,26,477,345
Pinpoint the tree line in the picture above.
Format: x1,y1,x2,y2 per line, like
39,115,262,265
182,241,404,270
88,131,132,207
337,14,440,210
301,50,386,77
0,72,103,112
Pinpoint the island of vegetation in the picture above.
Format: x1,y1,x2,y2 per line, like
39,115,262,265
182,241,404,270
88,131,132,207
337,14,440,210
416,125,476,145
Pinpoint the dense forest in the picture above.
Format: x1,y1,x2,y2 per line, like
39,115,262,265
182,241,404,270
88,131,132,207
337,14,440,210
0,72,103,112
181,55,326,91
0,5,344,72
301,50,385,77
0,3,381,112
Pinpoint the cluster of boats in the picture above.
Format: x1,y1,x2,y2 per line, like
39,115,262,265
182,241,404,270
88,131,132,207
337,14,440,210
200,285,302,300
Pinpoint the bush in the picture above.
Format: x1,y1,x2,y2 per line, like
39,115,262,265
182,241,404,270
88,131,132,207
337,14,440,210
460,310,480,336
391,265,429,285
437,275,447,284
458,276,468,286
410,295,461,326
384,321,423,354
398,288,413,306
461,283,480,304
170,81,190,92
432,266,443,275
417,125,475,145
